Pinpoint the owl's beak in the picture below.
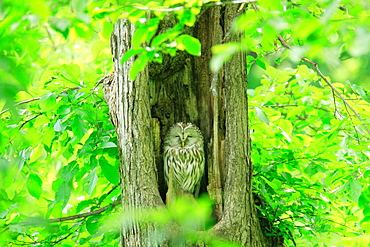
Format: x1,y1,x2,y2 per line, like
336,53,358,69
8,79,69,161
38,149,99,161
181,141,185,147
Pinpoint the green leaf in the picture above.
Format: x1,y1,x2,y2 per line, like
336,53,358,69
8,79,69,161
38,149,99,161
61,64,81,84
39,93,57,112
127,9,146,23
9,224,28,234
55,181,71,209
255,107,270,124
304,163,318,177
348,179,362,202
54,119,67,132
278,119,293,135
102,22,114,40
100,142,117,148
261,176,280,191
350,84,369,103
76,199,95,213
70,0,88,13
355,125,367,136
30,145,45,163
176,34,201,56
33,114,50,128
52,163,79,209
100,157,119,185
122,48,145,63
255,58,266,70
84,169,98,196
129,55,149,80
42,128,55,147
151,31,181,47
27,173,43,199
57,105,71,115
72,115,87,139
86,216,100,234
28,0,51,18
132,19,159,49
49,17,71,38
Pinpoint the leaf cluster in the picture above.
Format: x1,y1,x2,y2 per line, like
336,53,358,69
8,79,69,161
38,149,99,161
250,65,370,246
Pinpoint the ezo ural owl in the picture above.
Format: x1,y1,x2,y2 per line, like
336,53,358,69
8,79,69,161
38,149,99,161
163,122,205,194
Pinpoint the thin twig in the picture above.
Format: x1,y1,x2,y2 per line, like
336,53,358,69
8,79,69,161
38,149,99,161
0,97,41,115
19,113,42,129
248,104,298,109
278,214,360,233
105,185,119,197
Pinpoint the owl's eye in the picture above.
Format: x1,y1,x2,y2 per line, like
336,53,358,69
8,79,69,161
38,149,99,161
175,135,180,138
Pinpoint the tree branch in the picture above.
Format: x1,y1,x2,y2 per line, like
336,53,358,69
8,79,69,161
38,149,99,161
0,97,41,115
11,199,121,226
49,199,121,223
19,113,43,129
277,35,370,137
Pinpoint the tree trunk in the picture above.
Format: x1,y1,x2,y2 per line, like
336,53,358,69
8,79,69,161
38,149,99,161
104,4,282,247
217,8,267,245
108,19,164,246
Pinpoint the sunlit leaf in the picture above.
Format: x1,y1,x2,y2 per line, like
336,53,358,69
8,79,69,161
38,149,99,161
84,169,98,196
255,107,270,124
49,17,71,38
30,144,44,162
132,19,159,48
151,31,181,47
129,55,149,80
100,157,119,185
86,216,100,234
39,93,57,112
76,199,95,213
122,48,145,63
176,34,201,56
53,119,67,132
72,115,87,139
348,179,362,202
54,181,71,209
71,0,88,13
27,173,42,199
61,64,81,84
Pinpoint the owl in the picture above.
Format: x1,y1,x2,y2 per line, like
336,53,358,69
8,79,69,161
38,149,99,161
163,122,205,194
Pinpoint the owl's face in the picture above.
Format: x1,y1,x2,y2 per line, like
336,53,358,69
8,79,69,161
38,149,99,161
165,123,203,148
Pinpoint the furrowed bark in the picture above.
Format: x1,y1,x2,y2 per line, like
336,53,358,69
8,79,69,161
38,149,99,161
109,19,164,246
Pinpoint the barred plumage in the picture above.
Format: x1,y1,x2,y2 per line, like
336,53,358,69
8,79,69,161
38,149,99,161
163,122,205,193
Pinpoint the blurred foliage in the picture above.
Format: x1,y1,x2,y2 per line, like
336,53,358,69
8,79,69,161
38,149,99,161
1,0,370,246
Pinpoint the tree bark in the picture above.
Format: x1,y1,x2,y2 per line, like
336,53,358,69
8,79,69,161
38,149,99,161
104,4,282,247
212,5,266,244
109,19,164,246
